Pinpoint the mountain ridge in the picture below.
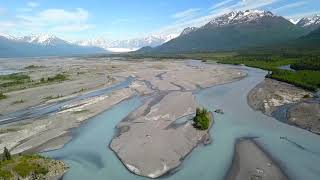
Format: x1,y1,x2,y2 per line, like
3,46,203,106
0,34,106,58
75,34,178,52
138,10,308,54
296,14,320,32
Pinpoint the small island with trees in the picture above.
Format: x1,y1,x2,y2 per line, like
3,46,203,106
193,107,213,130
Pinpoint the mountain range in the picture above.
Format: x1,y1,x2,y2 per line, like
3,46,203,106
138,10,320,54
296,15,320,32
0,34,106,58
0,33,178,57
0,10,319,57
74,34,178,52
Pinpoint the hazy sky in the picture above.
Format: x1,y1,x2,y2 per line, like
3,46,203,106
0,0,319,40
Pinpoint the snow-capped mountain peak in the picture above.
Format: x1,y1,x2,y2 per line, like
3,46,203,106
289,19,300,24
297,14,320,27
18,34,69,46
0,32,18,40
75,34,178,52
208,9,275,27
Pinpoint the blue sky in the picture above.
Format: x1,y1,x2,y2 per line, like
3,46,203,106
0,0,319,41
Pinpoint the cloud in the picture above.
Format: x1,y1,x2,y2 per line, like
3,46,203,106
273,1,307,13
172,8,201,19
17,1,39,13
18,8,33,13
52,24,94,32
18,8,89,24
27,2,39,8
0,21,16,33
4,8,94,34
211,0,236,10
216,0,279,12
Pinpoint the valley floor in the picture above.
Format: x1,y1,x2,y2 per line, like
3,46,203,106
0,57,319,180
0,58,245,178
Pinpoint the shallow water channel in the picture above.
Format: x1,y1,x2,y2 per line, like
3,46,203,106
44,64,320,180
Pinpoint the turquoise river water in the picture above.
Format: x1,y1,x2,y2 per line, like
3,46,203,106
44,65,320,180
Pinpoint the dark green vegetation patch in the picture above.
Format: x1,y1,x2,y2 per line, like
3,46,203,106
180,52,320,91
193,108,213,130
0,73,31,88
0,148,57,179
0,93,6,100
0,73,68,94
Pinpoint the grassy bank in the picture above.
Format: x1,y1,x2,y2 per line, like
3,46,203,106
182,52,320,91
0,73,68,94
290,57,320,71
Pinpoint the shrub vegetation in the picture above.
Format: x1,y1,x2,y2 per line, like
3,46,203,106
193,108,213,130
0,93,6,100
0,148,54,179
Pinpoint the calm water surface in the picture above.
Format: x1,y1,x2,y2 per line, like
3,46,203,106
45,65,320,180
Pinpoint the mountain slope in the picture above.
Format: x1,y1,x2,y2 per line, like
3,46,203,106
150,10,305,53
0,35,106,58
292,27,320,48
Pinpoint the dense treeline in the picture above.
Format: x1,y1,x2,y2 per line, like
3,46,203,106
182,52,320,91
290,56,320,71
267,69,320,91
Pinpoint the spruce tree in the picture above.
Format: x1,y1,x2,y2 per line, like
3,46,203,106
3,147,11,161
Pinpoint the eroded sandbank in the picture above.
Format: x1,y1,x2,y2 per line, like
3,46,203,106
226,139,288,180
109,61,245,178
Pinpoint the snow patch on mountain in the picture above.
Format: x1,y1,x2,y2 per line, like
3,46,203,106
0,33,17,40
17,34,69,46
75,34,178,52
297,14,320,27
289,19,300,24
208,10,275,27
180,27,198,36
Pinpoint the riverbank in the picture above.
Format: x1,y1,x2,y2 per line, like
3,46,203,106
248,78,320,135
226,139,288,180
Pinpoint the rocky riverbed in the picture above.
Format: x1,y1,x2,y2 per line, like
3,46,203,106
0,58,246,178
